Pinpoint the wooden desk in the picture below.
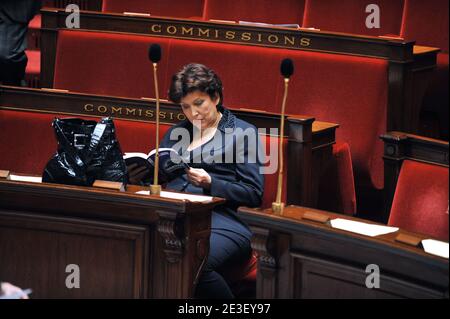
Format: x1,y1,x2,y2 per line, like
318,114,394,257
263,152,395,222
0,178,224,298
39,8,438,135
238,205,449,299
0,85,338,209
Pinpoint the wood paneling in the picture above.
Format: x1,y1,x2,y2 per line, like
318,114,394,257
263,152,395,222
0,180,224,298
238,205,449,299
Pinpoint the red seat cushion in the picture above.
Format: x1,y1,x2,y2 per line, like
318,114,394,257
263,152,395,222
303,0,404,36
102,0,205,19
53,30,171,99
388,160,449,241
29,14,41,30
222,251,258,298
25,50,40,75
203,0,305,25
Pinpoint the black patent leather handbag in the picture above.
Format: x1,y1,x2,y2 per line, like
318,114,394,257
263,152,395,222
42,117,127,186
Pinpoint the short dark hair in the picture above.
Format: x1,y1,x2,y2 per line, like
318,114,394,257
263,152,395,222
168,63,223,107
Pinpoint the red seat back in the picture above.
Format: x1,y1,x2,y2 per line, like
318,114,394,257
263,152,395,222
303,0,404,36
165,39,283,111
400,0,449,52
53,30,171,99
0,110,57,175
258,134,288,209
168,39,388,190
0,110,171,176
276,51,388,189
388,160,449,241
203,0,305,24
102,0,205,19
318,142,357,215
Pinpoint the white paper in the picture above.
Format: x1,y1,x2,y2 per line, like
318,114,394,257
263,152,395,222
330,218,399,237
9,175,42,183
123,12,151,17
136,190,213,203
422,239,449,259
238,20,300,29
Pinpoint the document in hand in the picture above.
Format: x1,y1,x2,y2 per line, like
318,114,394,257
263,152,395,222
124,148,189,183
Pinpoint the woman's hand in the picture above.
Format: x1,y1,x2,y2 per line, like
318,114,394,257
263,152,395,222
186,168,212,189
127,163,149,185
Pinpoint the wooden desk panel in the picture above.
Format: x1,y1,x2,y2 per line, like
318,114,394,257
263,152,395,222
239,205,449,299
0,179,224,298
0,211,147,298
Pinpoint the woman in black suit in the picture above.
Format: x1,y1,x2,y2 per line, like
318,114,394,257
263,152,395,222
130,63,264,298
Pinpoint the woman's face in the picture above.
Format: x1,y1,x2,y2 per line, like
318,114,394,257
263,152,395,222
180,91,220,130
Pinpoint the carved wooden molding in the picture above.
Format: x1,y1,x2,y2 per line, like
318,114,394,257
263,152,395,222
251,227,276,272
157,218,184,263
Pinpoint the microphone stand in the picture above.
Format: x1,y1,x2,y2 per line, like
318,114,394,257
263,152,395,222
272,77,289,215
150,62,161,195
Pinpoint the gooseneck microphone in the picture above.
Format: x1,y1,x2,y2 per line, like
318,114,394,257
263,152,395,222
272,58,294,215
280,58,294,78
149,43,161,63
149,44,162,195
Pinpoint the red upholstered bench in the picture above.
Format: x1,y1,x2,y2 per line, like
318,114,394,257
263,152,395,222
302,0,404,36
53,31,172,99
203,0,305,25
102,0,205,20
388,159,449,241
0,109,171,176
52,30,364,215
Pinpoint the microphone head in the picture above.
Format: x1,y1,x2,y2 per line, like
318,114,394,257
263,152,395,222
149,44,162,63
280,58,294,78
